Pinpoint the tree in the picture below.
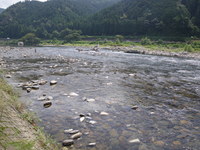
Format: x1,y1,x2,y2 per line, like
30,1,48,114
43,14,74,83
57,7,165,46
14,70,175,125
20,33,40,45
64,32,81,43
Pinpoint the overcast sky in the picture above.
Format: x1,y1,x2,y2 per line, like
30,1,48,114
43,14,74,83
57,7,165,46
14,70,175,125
0,0,47,9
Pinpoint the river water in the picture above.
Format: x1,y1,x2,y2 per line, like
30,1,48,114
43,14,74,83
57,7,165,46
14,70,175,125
1,47,200,150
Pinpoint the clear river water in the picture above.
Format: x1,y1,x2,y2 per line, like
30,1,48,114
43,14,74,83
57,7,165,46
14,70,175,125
1,47,200,150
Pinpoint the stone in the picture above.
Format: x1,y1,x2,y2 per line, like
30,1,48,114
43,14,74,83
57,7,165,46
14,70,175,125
5,74,12,78
62,139,74,146
153,141,164,146
89,120,97,124
64,129,73,134
80,117,85,122
88,143,96,147
50,80,57,85
69,92,79,96
43,101,52,108
86,98,95,102
129,138,141,143
100,112,109,116
47,96,53,100
38,96,46,101
79,113,85,117
31,86,40,90
70,132,82,139
26,88,31,93
131,105,139,110
173,141,181,145
39,80,47,85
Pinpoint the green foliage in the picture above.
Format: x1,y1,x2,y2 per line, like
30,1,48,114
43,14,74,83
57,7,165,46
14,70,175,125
115,35,124,42
184,44,194,52
20,33,40,45
141,37,152,45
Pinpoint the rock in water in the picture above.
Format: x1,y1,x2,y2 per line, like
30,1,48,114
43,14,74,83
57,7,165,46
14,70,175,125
50,80,57,85
80,117,85,122
131,105,139,110
5,74,12,78
100,112,109,116
70,132,82,139
69,92,79,96
129,138,140,143
43,101,52,108
62,139,74,146
86,98,95,102
88,143,96,147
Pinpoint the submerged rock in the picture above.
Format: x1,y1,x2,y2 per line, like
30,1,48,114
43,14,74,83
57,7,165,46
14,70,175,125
62,139,74,146
70,132,82,139
89,120,97,124
43,101,52,108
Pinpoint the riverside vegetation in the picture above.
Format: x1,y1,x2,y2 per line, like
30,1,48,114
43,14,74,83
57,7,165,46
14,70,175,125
0,72,60,150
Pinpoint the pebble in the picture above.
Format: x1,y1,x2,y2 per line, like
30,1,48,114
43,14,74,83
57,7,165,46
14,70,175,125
31,85,40,90
47,96,53,100
80,117,85,122
5,74,12,78
89,120,97,124
38,96,46,101
64,129,79,134
70,132,82,139
86,98,95,102
43,101,52,108
88,143,96,147
100,112,109,116
131,105,139,110
62,139,74,146
50,80,57,85
129,138,141,143
69,92,79,96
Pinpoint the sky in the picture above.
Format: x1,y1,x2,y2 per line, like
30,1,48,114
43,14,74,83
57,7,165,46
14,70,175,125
0,0,47,9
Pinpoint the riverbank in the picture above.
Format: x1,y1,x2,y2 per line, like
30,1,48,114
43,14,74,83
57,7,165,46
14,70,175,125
0,74,60,150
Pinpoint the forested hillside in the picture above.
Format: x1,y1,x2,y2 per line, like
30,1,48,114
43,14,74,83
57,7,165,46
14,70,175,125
0,8,4,14
0,0,120,38
0,0,199,38
82,0,200,36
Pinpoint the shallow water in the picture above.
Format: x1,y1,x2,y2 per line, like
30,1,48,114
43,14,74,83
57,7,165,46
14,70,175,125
2,47,200,150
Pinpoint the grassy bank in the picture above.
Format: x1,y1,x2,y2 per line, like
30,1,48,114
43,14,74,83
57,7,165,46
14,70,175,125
1,36,200,53
0,74,60,150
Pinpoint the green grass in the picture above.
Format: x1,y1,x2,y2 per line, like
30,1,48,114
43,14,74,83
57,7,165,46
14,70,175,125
0,76,60,150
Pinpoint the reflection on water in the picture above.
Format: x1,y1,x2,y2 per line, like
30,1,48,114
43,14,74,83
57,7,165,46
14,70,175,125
2,47,200,150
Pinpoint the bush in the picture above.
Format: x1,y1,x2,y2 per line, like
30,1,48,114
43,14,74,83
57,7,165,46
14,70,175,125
141,37,152,45
184,44,194,52
115,35,124,42
64,32,81,43
156,39,164,45
20,33,40,46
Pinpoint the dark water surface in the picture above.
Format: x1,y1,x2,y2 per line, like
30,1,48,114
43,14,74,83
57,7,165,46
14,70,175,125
2,47,200,150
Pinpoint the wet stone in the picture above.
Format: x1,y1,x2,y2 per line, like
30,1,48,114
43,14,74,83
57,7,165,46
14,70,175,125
129,138,141,143
43,101,52,108
50,80,57,85
88,143,96,147
5,74,12,78
70,132,82,139
100,111,109,116
131,105,139,110
62,139,74,146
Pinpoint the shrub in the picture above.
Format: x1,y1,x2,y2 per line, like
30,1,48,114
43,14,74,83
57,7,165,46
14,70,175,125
141,37,152,45
184,44,194,52
20,33,40,46
115,35,124,42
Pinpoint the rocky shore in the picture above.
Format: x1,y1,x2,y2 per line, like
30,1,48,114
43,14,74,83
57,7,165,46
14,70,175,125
103,46,200,59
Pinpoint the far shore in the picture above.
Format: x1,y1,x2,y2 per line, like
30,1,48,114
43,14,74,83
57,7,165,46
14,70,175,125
1,44,200,59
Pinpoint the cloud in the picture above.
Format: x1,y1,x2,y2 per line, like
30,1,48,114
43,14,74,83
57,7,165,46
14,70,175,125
0,0,47,9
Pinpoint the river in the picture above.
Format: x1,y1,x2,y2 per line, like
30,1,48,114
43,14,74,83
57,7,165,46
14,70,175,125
1,46,200,150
